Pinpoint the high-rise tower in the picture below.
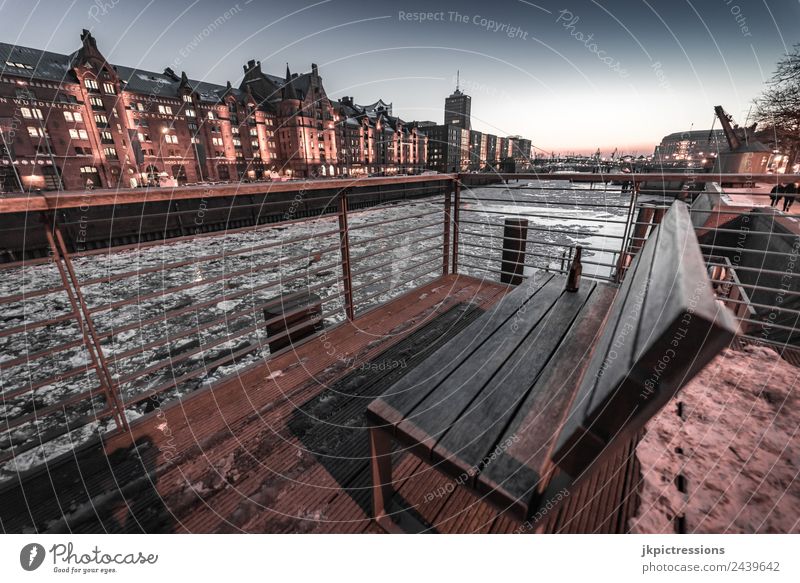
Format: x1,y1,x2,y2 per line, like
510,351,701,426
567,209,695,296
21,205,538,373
444,71,471,130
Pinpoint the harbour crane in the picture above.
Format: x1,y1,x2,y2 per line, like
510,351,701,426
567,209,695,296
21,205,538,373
713,105,742,151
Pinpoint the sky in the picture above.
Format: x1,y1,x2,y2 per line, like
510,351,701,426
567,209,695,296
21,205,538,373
0,0,797,155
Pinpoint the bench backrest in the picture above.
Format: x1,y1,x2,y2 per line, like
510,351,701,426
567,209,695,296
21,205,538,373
552,200,737,478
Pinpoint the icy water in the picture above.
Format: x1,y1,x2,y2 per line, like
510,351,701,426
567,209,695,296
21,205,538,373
0,180,633,479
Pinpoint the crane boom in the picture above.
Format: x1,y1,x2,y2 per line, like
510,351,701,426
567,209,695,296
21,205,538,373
713,105,742,151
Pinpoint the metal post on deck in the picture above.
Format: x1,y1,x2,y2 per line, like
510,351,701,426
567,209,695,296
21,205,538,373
652,205,668,227
629,204,656,256
500,217,528,285
614,187,639,283
338,188,355,320
46,224,130,434
451,177,461,274
442,181,452,276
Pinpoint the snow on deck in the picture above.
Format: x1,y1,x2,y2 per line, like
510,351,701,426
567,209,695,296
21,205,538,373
631,343,800,533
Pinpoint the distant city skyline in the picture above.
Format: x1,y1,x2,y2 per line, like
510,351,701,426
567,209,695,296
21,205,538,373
1,0,797,154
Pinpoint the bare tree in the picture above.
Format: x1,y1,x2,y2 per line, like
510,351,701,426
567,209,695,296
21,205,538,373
754,43,800,170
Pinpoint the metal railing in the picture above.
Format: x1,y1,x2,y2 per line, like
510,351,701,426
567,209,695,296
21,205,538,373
1,171,798,478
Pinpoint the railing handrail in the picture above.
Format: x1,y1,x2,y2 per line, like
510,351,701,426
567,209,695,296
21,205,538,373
0,173,459,214
494,172,800,183
3,172,800,215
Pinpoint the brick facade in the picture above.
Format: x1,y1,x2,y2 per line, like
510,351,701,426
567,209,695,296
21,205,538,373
0,30,429,192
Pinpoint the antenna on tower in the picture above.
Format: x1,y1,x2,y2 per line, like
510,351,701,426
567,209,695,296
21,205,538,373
456,70,460,91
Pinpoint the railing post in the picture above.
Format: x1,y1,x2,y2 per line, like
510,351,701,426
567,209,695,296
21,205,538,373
500,217,528,285
442,181,452,276
45,223,130,433
614,187,639,283
451,177,461,274
338,188,355,320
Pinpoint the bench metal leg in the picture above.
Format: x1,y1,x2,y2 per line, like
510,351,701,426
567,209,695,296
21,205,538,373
369,425,405,533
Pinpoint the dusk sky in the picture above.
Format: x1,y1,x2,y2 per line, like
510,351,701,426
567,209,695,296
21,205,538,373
1,0,797,154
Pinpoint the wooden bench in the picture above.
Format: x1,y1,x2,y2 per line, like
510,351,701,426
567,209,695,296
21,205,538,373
366,201,737,532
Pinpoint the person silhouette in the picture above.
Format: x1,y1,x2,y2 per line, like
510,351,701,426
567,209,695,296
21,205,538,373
782,183,797,212
769,183,783,207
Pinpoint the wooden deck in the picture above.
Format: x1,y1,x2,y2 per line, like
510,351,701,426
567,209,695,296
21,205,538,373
0,274,642,533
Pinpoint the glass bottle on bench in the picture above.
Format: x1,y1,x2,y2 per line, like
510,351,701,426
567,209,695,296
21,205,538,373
565,246,582,292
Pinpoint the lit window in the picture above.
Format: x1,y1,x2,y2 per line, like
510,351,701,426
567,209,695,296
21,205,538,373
85,78,99,91
158,105,173,115
103,147,117,158
94,114,108,124
27,127,45,138
207,111,215,120
74,112,83,122
90,96,104,108
185,108,196,117
21,107,43,120
102,82,115,94
182,94,192,103
78,129,89,140
68,129,79,139
63,111,74,122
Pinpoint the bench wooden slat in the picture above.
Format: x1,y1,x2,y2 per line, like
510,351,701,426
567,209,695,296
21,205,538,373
392,275,566,458
552,201,736,478
475,283,617,516
367,273,554,430
431,281,597,480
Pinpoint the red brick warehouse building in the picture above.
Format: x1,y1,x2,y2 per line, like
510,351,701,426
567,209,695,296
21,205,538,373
0,30,429,192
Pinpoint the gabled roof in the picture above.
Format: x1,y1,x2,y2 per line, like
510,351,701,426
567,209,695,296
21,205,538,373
0,40,244,104
114,64,242,103
0,42,77,83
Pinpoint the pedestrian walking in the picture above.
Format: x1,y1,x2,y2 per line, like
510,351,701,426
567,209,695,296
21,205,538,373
782,183,797,212
769,183,783,207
